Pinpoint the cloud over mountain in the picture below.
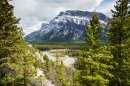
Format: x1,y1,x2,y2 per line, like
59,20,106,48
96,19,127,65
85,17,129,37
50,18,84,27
9,0,114,35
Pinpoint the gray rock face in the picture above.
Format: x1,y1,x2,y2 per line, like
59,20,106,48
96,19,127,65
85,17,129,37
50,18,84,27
25,10,108,42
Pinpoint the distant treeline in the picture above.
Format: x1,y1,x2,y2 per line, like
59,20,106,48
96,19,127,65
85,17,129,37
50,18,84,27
30,42,88,51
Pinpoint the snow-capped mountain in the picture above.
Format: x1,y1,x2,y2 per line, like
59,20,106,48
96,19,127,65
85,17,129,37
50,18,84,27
25,10,108,42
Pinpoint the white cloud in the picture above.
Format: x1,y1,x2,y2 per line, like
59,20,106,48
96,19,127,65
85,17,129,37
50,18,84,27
97,1,115,17
9,0,114,35
19,17,47,35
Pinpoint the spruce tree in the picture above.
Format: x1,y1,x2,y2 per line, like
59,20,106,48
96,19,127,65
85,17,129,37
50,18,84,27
85,12,103,49
108,0,130,85
55,61,68,86
0,0,36,86
78,12,113,86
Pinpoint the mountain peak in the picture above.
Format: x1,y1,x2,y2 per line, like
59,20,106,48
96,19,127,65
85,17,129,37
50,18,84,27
25,10,108,42
57,10,107,21
58,10,92,17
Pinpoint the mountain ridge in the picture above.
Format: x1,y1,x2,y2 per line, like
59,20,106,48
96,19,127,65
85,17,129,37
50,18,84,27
25,10,108,42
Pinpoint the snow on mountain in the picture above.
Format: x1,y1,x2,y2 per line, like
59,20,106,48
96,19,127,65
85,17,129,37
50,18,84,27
25,10,108,42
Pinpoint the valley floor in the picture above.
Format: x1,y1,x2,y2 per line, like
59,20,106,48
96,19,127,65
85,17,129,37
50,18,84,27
42,49,76,67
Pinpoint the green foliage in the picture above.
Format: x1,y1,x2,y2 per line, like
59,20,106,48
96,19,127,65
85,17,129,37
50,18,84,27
31,42,87,51
85,12,103,49
51,49,81,57
43,55,79,86
78,12,113,86
108,0,130,85
79,46,113,86
0,0,36,86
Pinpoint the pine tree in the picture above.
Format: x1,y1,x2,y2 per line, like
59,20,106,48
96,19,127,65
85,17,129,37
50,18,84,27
78,12,113,86
0,0,36,85
85,12,103,49
55,61,68,86
108,0,130,85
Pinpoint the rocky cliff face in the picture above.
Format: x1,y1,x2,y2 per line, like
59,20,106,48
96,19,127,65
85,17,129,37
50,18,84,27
25,10,108,42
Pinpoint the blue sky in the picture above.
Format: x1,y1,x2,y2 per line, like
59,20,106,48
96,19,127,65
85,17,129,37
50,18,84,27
102,0,114,3
10,0,115,35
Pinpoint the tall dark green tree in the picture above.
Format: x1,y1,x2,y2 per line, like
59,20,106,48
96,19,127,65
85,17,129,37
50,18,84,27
108,0,130,85
0,0,36,86
85,12,103,49
78,12,113,86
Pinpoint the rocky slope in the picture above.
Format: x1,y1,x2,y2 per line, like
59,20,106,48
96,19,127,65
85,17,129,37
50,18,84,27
25,10,108,42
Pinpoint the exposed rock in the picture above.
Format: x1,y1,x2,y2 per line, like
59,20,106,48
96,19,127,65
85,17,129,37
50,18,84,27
25,10,108,42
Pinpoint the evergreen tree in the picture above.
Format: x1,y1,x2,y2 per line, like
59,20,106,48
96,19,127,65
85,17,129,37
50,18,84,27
0,0,36,85
55,61,68,86
108,0,130,85
78,12,113,86
85,12,103,49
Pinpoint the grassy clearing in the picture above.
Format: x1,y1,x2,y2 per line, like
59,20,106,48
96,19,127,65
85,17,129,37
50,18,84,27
50,49,81,57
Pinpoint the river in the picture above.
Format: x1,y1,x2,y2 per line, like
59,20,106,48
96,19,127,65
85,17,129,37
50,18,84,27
42,49,76,67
